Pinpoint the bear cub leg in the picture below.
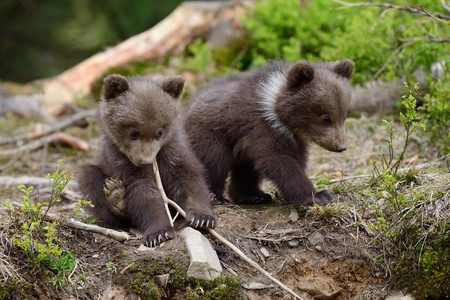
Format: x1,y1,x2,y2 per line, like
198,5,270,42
228,161,272,204
77,165,129,228
125,179,175,247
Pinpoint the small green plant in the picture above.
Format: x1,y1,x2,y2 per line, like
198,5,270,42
8,160,80,288
365,85,449,298
371,83,426,178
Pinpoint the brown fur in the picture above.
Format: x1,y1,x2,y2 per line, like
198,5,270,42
182,60,354,205
77,74,216,247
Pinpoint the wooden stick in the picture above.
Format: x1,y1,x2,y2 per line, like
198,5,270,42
11,202,130,243
152,161,304,300
330,0,450,20
153,161,174,227
0,109,96,146
0,133,89,156
0,176,77,189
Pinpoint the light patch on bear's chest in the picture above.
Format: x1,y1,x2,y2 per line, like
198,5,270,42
257,71,294,141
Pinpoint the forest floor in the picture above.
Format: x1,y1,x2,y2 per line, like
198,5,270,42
0,89,448,299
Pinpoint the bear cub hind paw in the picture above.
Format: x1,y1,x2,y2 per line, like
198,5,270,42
236,192,272,205
103,178,127,217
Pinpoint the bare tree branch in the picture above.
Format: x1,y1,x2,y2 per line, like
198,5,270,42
0,109,96,146
0,175,77,189
11,202,130,243
0,133,89,156
330,0,450,21
442,0,450,14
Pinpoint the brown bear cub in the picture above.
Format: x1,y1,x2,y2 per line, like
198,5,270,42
182,60,354,206
77,74,216,247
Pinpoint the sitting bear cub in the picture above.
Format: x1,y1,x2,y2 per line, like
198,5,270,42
77,74,216,247
182,60,354,206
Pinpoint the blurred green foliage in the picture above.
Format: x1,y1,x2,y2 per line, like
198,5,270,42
0,0,185,82
241,0,450,84
421,72,450,157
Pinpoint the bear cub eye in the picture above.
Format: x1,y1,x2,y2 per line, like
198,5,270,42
130,129,139,139
322,116,332,124
156,129,163,140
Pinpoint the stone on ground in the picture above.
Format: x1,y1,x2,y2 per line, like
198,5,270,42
181,227,222,281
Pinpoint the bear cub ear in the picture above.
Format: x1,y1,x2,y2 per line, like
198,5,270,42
332,59,355,79
102,74,130,100
286,62,315,90
158,76,185,99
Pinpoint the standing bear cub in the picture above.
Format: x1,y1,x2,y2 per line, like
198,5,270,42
77,74,216,247
182,60,354,206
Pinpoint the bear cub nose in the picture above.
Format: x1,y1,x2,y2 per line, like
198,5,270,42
336,145,347,152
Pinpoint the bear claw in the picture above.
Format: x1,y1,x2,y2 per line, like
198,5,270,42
187,213,216,229
143,229,175,248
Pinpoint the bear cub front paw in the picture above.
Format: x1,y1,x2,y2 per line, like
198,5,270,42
308,190,335,206
143,227,175,248
186,212,216,229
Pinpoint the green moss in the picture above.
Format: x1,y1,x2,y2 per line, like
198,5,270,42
186,275,244,300
115,255,244,299
393,227,450,299
0,279,32,299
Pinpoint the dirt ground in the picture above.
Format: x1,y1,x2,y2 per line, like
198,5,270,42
0,113,440,299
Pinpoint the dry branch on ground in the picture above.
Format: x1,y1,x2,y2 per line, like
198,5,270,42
11,202,131,243
39,1,247,115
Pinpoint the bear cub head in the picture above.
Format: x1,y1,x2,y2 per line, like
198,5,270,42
99,74,185,167
274,59,354,152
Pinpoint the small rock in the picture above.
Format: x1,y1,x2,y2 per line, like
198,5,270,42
289,208,299,222
130,228,143,238
181,227,222,281
101,285,126,300
319,163,334,171
242,282,274,290
155,274,170,287
307,231,324,246
260,247,270,258
315,245,322,252
299,280,341,300
385,292,414,300
135,244,155,253
288,240,299,247
92,254,99,258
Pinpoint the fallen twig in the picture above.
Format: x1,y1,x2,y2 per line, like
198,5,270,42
67,259,78,284
328,154,450,184
153,161,174,227
152,161,304,300
354,210,374,237
0,109,96,146
120,262,136,275
0,155,21,172
11,202,130,243
0,133,89,156
0,175,76,188
330,0,450,21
